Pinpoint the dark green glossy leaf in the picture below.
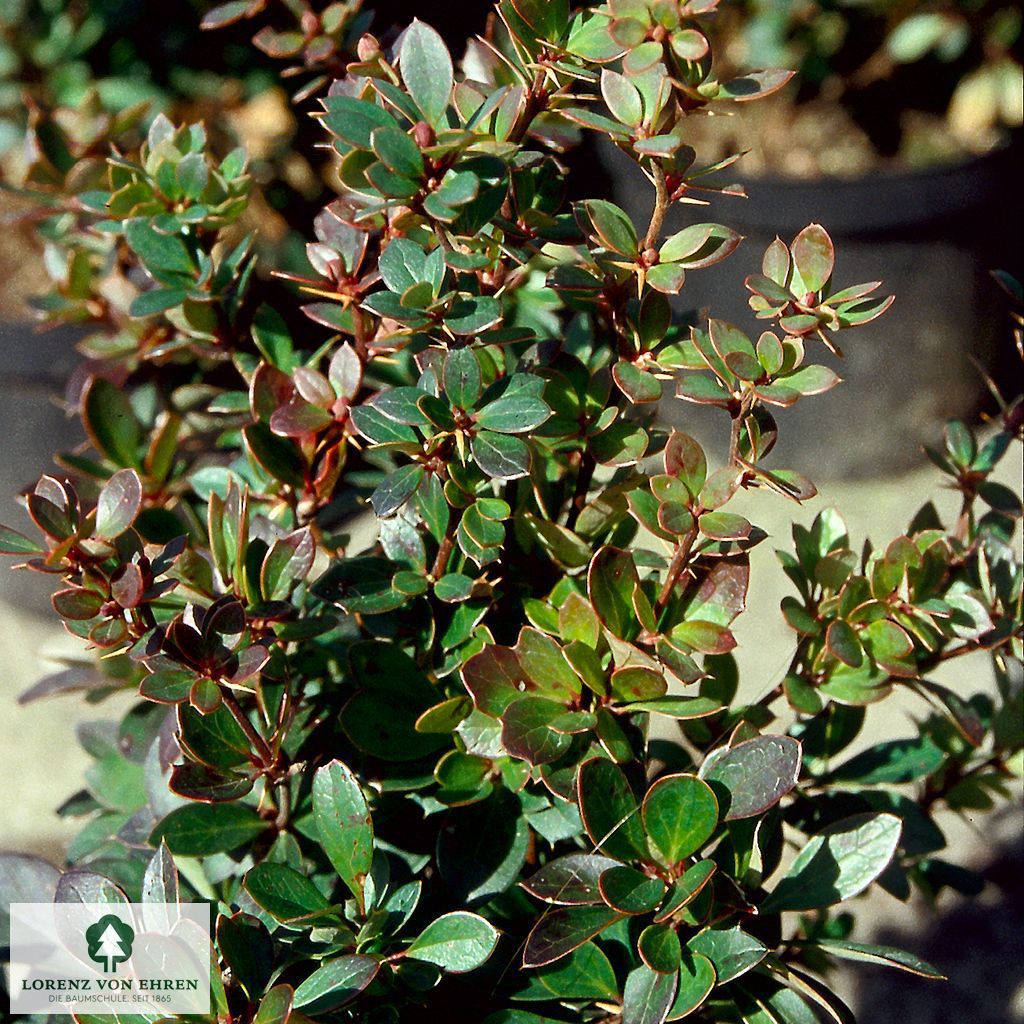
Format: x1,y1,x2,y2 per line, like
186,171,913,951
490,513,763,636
638,923,682,974
472,431,531,479
642,774,719,865
700,736,801,820
217,913,274,1000
514,941,617,1002
313,761,373,908
578,757,646,862
293,955,380,1012
687,925,766,984
150,803,266,856
655,861,717,923
83,378,143,468
438,788,530,905
400,20,453,126
371,464,425,518
798,939,944,979
761,813,902,913
244,862,333,922
522,853,618,905
522,906,624,968
827,736,945,786
599,865,666,914
622,964,678,1024
406,911,498,973
667,952,715,1019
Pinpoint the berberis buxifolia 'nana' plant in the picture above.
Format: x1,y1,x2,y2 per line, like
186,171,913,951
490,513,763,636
1,1,1022,1022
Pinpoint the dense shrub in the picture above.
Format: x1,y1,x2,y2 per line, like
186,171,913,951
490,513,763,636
1,2,1021,1022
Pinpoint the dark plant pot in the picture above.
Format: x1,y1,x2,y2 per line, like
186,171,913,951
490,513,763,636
602,138,1024,479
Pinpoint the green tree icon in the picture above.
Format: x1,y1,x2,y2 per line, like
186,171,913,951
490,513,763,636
85,915,134,973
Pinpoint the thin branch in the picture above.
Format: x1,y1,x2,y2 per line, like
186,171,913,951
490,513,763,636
655,524,698,615
431,530,456,580
643,164,670,251
220,687,275,767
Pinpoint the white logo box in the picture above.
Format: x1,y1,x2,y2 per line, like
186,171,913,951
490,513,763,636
9,902,211,1015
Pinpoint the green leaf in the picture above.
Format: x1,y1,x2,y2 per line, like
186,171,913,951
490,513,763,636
647,263,687,293
642,774,719,865
312,761,373,909
176,151,209,200
371,464,425,518
405,911,499,973
445,295,503,334
578,757,646,861
150,803,266,856
776,364,841,397
699,735,801,820
667,952,715,1019
293,955,380,1012
687,925,766,984
513,941,618,1002
400,20,454,126
244,862,333,922
638,923,682,974
699,511,752,541
509,0,569,41
660,224,740,269
599,865,666,914
125,218,195,279
588,546,639,640
580,199,637,256
438,789,529,905
217,913,274,1000
321,95,399,148
252,305,296,370
472,431,531,479
761,813,902,913
475,395,551,434
655,861,716,922
522,852,618,905
502,697,574,766
130,287,189,317
95,469,143,540
613,361,663,404
0,525,43,556
827,736,945,786
601,70,643,126
621,697,725,720
371,126,423,178
243,424,305,488
251,985,292,1024
83,377,143,468
523,906,624,968
791,223,834,293
444,348,483,409
798,939,945,979
621,964,678,1024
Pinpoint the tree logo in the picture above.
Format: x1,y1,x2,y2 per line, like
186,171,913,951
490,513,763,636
85,915,134,973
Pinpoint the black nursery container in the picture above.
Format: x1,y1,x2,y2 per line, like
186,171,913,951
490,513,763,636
603,138,1024,478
